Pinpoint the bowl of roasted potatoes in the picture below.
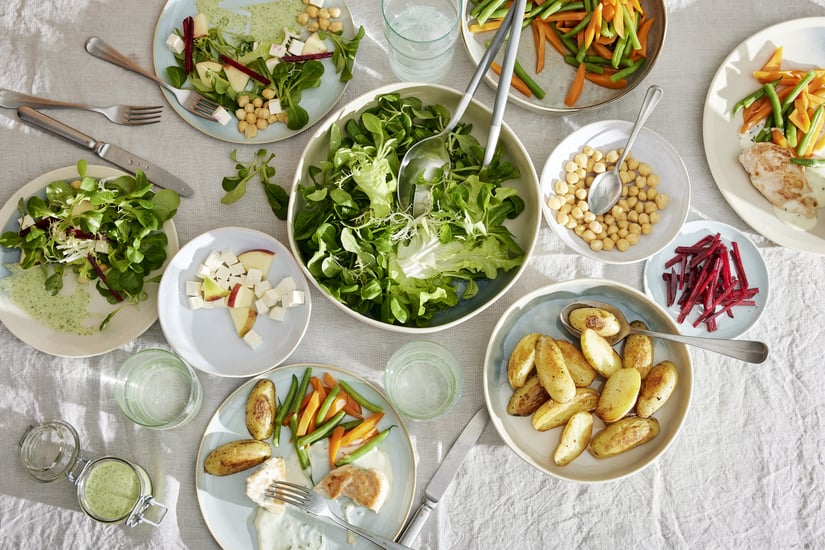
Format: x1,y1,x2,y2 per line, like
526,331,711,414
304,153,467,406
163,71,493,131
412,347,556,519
483,278,692,482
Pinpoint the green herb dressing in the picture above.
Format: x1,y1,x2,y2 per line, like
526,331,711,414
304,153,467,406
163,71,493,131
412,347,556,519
195,0,303,42
83,460,140,521
0,264,97,335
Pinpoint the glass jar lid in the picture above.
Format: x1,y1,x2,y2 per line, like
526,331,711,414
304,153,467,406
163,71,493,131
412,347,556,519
19,420,82,483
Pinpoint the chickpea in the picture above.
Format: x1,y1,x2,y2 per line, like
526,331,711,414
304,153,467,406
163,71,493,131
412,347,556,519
575,167,586,180
329,21,344,33
308,21,320,32
560,203,572,215
566,218,578,229
627,196,638,208
244,103,255,113
238,120,249,132
639,213,650,225
626,233,640,245
318,18,331,31
582,145,595,156
644,201,658,215
297,12,310,25
582,229,596,242
565,172,580,185
547,195,563,210
70,179,82,189
571,206,584,219
641,223,653,235
620,170,635,184
329,7,342,18
601,238,615,251
574,153,588,167
256,118,268,130
618,227,629,238
649,211,660,224
565,160,578,173
262,88,276,100
628,210,639,223
575,188,588,201
647,188,658,200
276,111,289,123
244,124,258,139
628,184,639,197
638,190,648,202
590,239,604,251
318,8,331,19
647,173,661,186
556,211,569,225
617,219,629,229
245,112,257,124
237,95,250,108
574,224,586,236
305,5,319,18
638,162,653,176
252,97,263,108
605,149,620,163
616,238,630,251
627,157,640,170
629,223,642,235
636,175,647,189
607,224,618,235
655,193,670,209
565,194,575,205
583,211,596,224
554,180,569,195
267,114,278,124
593,161,606,173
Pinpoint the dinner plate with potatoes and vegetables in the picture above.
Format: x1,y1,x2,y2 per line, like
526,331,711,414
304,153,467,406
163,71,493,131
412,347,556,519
483,278,692,483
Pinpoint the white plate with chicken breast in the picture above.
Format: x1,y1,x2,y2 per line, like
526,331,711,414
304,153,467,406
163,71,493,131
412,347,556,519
703,17,825,255
195,363,415,550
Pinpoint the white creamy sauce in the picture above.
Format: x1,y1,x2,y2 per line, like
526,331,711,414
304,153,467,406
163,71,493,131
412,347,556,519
254,507,328,550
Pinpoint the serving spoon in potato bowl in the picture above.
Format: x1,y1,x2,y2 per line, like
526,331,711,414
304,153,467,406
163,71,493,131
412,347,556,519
560,300,769,363
397,0,527,216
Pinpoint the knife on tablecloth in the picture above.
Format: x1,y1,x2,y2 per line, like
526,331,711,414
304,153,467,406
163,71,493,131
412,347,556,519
398,406,489,546
17,105,193,197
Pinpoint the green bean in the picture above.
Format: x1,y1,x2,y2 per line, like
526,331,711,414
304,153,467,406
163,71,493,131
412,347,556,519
288,367,313,419
786,123,798,148
797,104,824,156
476,0,507,25
732,78,781,115
564,56,604,74
339,380,383,413
622,7,641,51
514,59,547,99
753,127,773,143
764,82,784,130
339,419,363,431
609,58,646,82
791,156,825,167
289,414,311,469
781,69,817,113
611,35,627,69
335,427,395,467
471,0,501,19
563,13,591,39
297,410,346,448
315,384,341,425
537,0,564,19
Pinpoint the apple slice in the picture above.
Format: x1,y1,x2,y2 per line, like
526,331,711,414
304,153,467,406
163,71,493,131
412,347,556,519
237,249,275,277
201,276,230,302
229,307,257,337
223,64,251,93
192,13,209,38
195,60,223,90
227,283,255,308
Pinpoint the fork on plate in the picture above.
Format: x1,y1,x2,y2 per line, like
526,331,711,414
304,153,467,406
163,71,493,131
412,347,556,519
0,88,162,125
266,481,414,550
84,36,220,121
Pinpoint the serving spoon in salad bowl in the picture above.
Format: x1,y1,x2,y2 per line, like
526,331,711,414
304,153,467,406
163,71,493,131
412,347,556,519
397,0,527,216
559,300,769,363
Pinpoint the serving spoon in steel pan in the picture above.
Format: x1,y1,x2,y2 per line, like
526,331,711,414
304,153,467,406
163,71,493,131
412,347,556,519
397,0,527,216
560,300,769,363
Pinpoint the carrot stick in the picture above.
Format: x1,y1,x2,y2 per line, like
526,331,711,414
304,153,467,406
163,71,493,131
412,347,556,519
469,19,503,33
323,395,348,422
342,393,363,419
340,412,384,448
635,16,655,58
328,425,345,468
583,3,602,51
592,41,614,61
322,372,337,390
771,127,789,148
585,71,627,89
542,20,568,56
760,46,783,72
565,62,587,106
532,18,545,73
296,391,321,436
491,61,532,97
309,377,326,401
541,11,587,23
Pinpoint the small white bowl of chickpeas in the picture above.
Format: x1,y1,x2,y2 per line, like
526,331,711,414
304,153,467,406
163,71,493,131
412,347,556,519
540,120,690,264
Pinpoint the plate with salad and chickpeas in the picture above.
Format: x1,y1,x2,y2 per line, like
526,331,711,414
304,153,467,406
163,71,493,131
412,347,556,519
540,119,690,264
152,0,359,143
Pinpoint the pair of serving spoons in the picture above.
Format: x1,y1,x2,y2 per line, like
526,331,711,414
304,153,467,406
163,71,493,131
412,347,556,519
560,300,769,363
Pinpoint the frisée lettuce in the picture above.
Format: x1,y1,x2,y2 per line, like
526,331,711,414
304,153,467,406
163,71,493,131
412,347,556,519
292,93,525,326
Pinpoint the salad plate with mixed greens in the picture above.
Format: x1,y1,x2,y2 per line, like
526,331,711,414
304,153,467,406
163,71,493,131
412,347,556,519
288,83,542,333
0,163,180,357
152,0,361,144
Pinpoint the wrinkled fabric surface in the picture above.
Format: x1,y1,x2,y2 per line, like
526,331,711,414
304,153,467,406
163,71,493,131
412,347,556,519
2,0,825,548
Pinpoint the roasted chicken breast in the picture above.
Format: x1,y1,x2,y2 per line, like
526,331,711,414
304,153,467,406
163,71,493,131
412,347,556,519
738,142,818,218
314,464,389,512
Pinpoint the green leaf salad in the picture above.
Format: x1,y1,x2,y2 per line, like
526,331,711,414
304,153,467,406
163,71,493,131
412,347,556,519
292,93,526,327
0,160,180,307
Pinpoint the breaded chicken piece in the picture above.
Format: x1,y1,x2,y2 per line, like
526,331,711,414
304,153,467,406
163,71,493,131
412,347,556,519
314,464,389,512
738,142,818,218
246,457,287,516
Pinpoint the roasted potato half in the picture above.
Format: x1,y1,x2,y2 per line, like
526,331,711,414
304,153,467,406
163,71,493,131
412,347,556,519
622,320,654,378
553,411,593,466
246,379,277,440
636,360,679,418
555,339,597,387
568,307,621,337
506,375,549,416
580,328,622,378
531,387,599,431
589,416,660,459
507,333,541,388
595,367,641,423
204,439,272,476
535,335,577,404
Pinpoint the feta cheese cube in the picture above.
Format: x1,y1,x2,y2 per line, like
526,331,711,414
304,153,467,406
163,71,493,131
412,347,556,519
216,277,232,290
283,289,305,308
243,329,263,350
185,280,201,296
94,240,111,254
19,214,35,229
212,105,233,126
228,275,244,288
269,43,287,58
188,296,205,310
165,33,185,54
215,264,231,281
220,248,239,265
204,250,223,269
245,268,263,286
268,98,282,115
195,263,213,279
262,288,281,308
274,277,297,296
228,262,247,276
310,0,325,7
268,305,286,321
265,56,281,73
255,280,273,297
287,39,305,56
255,298,270,315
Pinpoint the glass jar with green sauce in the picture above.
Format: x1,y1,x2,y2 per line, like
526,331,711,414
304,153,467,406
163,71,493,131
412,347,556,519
18,420,167,527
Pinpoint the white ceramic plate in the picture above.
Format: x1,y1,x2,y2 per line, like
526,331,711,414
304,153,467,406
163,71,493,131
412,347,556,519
460,0,666,112
484,278,692,483
152,0,354,144
158,227,311,377
703,17,825,254
643,220,769,339
540,119,690,264
196,363,416,550
288,82,541,333
0,165,178,357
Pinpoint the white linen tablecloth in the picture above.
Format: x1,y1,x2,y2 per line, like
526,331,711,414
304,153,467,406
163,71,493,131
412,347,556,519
2,0,825,548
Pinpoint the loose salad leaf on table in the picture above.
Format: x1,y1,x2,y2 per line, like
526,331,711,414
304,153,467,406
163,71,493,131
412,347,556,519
0,160,179,307
293,93,526,327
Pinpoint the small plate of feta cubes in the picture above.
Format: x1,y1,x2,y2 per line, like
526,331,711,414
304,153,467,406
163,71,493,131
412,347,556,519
158,226,311,377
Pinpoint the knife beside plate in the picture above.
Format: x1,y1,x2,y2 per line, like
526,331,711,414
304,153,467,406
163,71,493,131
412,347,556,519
17,105,193,197
398,407,489,546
